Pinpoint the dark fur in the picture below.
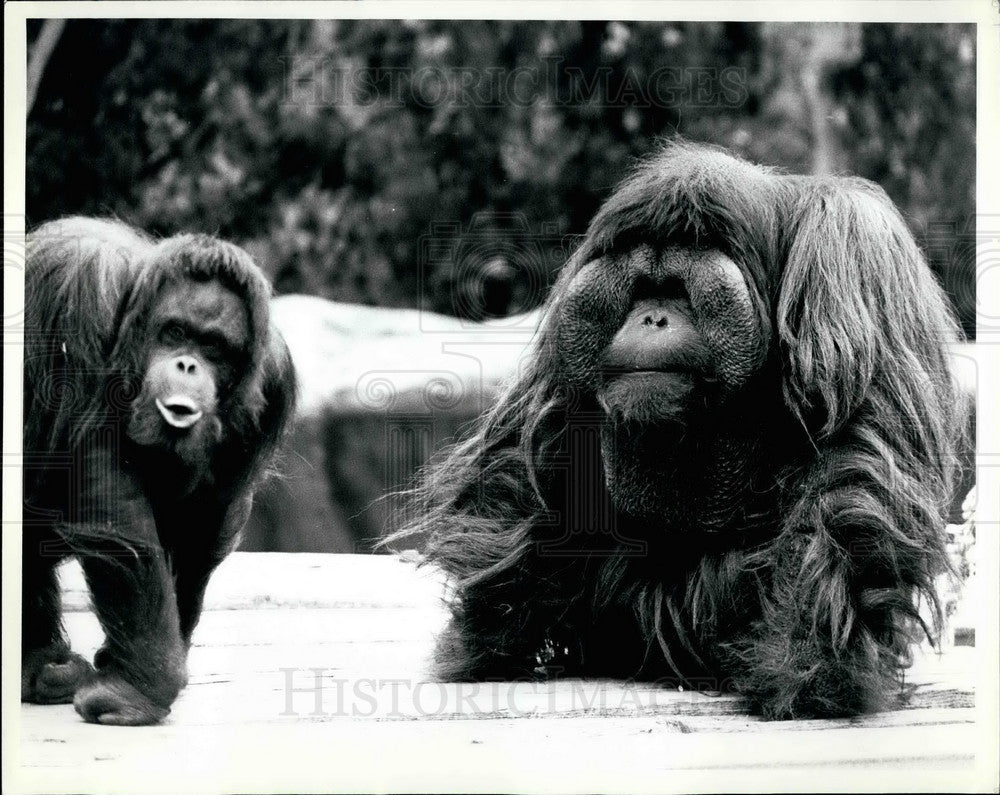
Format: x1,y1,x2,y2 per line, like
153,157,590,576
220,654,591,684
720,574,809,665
22,217,295,725
396,142,966,719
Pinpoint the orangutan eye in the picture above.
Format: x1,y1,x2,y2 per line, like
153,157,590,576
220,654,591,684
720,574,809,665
161,323,188,345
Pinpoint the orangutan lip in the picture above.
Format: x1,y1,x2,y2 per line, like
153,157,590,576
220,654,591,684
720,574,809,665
155,396,204,428
603,367,697,378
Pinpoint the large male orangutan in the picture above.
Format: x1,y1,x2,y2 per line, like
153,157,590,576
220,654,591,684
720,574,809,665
22,217,295,725
403,141,967,719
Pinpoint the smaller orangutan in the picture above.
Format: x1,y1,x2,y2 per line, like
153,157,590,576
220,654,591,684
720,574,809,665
22,217,295,725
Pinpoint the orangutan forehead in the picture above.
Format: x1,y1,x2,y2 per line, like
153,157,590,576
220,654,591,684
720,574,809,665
152,279,251,346
601,245,743,284
564,245,753,304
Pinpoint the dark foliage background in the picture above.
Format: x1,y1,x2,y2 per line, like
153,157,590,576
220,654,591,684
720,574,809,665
24,20,977,551
27,20,975,336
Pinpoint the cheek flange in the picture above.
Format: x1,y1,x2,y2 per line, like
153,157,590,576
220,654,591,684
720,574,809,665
552,259,628,391
661,248,766,392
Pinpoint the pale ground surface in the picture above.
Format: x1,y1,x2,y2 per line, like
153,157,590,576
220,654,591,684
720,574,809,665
9,552,986,794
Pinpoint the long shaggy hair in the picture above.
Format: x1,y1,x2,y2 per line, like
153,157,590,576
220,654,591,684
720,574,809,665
24,217,291,487
22,217,296,725
396,141,967,719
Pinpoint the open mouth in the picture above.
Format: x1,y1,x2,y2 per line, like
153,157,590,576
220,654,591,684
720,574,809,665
155,396,204,429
